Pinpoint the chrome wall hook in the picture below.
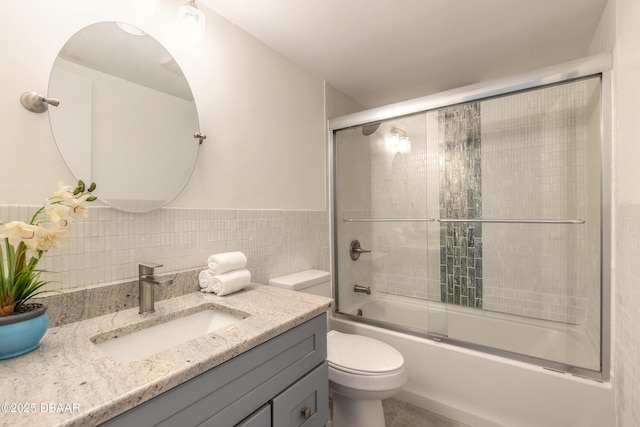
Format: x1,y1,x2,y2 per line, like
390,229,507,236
20,91,60,113
194,132,207,145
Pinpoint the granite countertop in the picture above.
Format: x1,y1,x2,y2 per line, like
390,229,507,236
0,284,333,427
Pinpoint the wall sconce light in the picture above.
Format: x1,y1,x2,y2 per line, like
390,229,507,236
178,0,206,45
387,127,411,154
116,22,147,36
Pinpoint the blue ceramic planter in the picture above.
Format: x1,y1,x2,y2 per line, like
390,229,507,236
0,304,49,360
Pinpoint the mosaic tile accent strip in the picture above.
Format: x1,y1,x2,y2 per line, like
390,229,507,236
438,102,483,308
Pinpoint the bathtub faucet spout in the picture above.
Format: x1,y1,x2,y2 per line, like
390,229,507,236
354,284,371,295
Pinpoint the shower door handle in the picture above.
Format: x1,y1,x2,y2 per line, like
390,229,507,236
350,240,371,260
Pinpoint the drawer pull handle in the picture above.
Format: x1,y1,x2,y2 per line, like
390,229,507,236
301,407,312,420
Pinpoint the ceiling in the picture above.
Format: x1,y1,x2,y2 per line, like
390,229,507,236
200,0,608,108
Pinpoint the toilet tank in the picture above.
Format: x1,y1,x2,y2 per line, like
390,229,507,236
268,270,331,298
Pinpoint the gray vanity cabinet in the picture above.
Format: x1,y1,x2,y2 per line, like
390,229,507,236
236,405,270,427
100,314,328,427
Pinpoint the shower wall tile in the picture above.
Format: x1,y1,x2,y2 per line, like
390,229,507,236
334,125,374,310
480,78,600,324
333,78,602,340
0,205,330,292
579,83,605,356
366,115,431,301
616,205,640,426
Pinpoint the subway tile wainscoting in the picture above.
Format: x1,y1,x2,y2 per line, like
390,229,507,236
0,205,330,292
616,205,640,425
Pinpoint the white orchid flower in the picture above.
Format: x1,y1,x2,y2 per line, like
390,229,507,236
63,197,89,220
37,226,69,252
18,225,68,257
52,181,76,201
21,226,49,255
45,200,70,227
2,221,39,248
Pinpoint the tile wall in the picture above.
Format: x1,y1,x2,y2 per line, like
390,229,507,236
368,116,432,300
0,205,330,292
615,205,640,425
325,82,368,313
334,126,374,309
332,79,602,338
480,77,601,324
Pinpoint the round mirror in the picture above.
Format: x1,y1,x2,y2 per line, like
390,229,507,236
48,22,201,213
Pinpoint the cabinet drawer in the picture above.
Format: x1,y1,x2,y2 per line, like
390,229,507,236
272,362,329,427
236,404,270,427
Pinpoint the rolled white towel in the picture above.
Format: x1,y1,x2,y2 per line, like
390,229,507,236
207,251,247,275
200,269,251,296
199,269,215,289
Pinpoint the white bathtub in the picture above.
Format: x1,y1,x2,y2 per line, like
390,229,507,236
344,294,599,371
331,294,615,427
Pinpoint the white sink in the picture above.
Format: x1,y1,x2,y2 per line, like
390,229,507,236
94,309,244,363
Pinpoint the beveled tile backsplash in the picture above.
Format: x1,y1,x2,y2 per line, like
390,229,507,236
0,205,330,293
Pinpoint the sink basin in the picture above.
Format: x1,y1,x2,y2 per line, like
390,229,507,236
94,309,244,363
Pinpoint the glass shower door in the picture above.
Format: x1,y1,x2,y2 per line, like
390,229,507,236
332,74,604,376
333,112,446,337
429,77,602,372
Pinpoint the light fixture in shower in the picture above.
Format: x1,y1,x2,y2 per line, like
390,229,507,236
178,0,206,45
387,127,411,154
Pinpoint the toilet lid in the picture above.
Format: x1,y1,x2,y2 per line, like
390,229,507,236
327,331,404,374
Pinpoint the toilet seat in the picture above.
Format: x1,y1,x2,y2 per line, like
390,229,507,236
328,361,404,376
327,330,405,376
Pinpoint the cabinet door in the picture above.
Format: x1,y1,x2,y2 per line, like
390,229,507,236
272,362,329,427
235,404,271,427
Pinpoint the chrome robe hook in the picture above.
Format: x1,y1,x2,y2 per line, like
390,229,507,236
20,91,60,113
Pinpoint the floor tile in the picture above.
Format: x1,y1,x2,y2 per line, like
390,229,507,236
383,398,470,427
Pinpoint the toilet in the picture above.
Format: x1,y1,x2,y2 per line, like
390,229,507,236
268,270,407,427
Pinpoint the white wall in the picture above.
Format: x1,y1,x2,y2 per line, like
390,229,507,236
589,0,640,425
0,1,329,292
614,1,640,425
0,0,325,210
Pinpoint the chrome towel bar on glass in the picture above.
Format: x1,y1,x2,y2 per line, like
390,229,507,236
343,218,436,223
342,218,585,224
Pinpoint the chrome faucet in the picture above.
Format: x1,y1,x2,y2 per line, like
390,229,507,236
138,262,174,314
353,284,371,295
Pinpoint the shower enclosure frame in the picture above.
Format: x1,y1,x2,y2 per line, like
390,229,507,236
328,53,613,382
